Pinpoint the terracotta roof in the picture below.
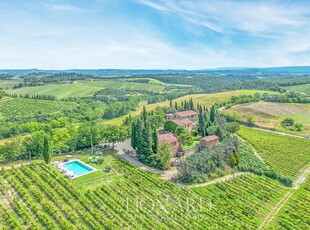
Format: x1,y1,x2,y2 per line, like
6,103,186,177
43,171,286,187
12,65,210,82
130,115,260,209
176,110,198,117
171,118,192,125
200,135,219,142
158,133,178,144
165,113,174,117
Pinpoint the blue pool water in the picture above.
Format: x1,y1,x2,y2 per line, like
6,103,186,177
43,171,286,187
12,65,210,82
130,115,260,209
63,161,94,175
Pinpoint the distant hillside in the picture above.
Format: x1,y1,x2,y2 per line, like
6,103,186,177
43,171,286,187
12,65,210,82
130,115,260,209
1,66,310,76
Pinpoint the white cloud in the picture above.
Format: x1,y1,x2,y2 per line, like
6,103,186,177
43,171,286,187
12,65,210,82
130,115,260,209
43,3,83,12
140,0,310,36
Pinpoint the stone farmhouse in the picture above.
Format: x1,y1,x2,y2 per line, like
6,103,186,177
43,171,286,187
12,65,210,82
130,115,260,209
158,132,180,156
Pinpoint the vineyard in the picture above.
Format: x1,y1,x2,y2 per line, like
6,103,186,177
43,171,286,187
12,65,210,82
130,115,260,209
7,80,166,99
0,98,77,118
267,176,310,229
0,156,288,229
238,127,310,179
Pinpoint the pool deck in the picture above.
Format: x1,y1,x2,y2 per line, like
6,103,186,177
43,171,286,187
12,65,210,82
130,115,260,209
53,159,98,179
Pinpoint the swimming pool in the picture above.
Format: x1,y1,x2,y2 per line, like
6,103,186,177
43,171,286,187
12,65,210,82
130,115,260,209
63,160,95,176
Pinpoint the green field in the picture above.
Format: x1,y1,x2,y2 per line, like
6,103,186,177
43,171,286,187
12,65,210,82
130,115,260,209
237,126,310,179
224,101,310,135
0,154,288,229
144,90,278,110
284,84,310,95
0,98,77,118
104,90,278,125
118,77,192,87
7,80,166,98
267,176,310,229
0,80,20,89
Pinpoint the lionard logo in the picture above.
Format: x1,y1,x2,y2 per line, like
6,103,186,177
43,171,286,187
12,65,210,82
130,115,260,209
124,195,213,215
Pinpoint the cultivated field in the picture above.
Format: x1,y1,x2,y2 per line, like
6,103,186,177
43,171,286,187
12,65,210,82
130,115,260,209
0,80,20,89
118,77,192,88
224,101,310,136
0,155,288,229
267,175,310,229
238,126,310,179
0,98,77,118
284,84,310,95
7,80,166,98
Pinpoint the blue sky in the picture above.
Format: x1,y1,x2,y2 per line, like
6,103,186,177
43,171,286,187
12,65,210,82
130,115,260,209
1,0,310,69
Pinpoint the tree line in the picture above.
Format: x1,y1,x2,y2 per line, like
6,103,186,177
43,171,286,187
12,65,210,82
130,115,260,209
0,122,128,163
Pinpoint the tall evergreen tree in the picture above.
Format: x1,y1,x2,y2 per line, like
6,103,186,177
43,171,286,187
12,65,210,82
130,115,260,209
184,101,188,110
174,101,178,110
142,106,147,126
169,100,173,108
210,106,215,123
198,106,206,136
152,128,158,154
135,119,142,155
42,136,51,164
140,122,153,161
131,122,136,149
189,98,194,110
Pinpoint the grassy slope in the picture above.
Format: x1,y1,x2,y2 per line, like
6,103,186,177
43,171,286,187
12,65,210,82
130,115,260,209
284,84,310,95
118,77,192,87
0,80,20,89
7,80,165,98
223,101,310,135
104,90,277,125
237,126,310,179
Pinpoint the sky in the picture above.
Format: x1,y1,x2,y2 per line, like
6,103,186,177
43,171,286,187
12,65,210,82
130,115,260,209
0,0,310,69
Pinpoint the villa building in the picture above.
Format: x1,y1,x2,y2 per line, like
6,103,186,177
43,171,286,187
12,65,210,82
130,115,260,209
199,135,219,149
171,118,195,131
158,132,180,156
165,110,198,122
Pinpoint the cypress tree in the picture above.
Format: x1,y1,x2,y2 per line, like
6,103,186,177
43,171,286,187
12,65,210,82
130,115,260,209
140,122,152,161
189,98,194,110
152,128,158,154
131,122,136,149
42,136,51,164
142,106,147,126
174,102,178,110
169,100,173,108
135,119,142,155
198,106,206,136
210,106,215,123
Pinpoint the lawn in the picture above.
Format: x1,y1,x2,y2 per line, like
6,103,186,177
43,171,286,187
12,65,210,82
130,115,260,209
71,150,124,191
223,101,310,135
284,83,310,95
7,80,166,98
237,126,310,179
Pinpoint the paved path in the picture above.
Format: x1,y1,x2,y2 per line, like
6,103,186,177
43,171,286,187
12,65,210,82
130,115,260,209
185,172,250,188
114,139,251,186
114,139,178,180
252,127,307,139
